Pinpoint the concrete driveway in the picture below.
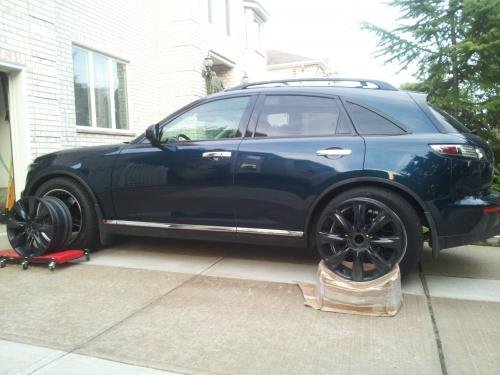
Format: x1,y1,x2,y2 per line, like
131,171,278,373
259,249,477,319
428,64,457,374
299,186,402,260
0,232,499,375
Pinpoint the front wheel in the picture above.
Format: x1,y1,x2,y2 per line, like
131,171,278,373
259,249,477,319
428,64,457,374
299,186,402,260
315,187,423,281
35,177,100,250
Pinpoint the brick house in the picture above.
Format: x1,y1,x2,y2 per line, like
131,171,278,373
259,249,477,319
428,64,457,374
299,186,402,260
0,0,269,211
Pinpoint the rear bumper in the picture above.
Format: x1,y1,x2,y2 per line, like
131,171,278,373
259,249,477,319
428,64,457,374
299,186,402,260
436,192,500,250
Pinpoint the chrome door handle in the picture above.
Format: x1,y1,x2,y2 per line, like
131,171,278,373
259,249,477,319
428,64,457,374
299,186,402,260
316,149,352,157
202,151,232,159
240,163,257,170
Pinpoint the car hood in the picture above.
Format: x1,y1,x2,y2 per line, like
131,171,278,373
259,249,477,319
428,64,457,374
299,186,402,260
33,143,125,165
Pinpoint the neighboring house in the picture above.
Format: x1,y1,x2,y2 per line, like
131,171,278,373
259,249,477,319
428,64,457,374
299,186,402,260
0,0,268,209
266,49,332,79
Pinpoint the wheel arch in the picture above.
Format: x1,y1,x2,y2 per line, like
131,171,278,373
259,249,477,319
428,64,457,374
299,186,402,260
25,170,105,224
305,177,438,253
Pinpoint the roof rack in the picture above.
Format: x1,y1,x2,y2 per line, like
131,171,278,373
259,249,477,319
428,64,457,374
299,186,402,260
227,78,398,91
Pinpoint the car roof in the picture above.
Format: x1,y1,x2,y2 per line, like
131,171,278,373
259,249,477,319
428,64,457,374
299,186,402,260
210,78,425,102
227,78,398,91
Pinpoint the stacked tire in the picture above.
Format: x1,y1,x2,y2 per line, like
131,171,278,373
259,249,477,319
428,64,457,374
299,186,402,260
6,196,73,257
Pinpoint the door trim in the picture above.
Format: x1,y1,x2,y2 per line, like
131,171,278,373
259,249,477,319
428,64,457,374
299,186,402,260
102,220,304,237
236,226,303,237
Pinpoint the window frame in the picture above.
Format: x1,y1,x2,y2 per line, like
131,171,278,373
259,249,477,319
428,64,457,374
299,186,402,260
253,13,264,52
207,0,213,23
72,45,130,131
341,98,410,136
247,93,356,140
225,0,231,36
155,94,257,145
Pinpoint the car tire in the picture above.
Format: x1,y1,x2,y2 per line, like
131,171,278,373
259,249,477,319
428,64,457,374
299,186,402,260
42,196,73,250
6,196,73,256
315,186,423,281
35,177,100,250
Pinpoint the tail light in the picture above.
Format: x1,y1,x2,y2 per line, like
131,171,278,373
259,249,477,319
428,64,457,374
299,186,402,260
430,144,485,160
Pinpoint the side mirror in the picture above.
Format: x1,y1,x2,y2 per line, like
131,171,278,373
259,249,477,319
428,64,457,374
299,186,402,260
145,123,162,148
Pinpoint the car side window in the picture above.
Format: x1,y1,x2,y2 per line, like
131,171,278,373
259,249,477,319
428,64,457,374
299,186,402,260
347,102,406,135
160,97,251,142
254,95,343,138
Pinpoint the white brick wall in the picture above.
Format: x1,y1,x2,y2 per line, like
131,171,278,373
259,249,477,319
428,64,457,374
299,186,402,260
0,0,268,165
0,0,161,159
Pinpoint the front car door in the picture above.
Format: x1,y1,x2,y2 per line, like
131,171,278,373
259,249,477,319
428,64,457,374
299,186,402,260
234,92,365,238
111,95,255,229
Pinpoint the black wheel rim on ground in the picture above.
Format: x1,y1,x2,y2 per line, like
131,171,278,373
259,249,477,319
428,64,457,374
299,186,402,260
317,197,407,282
42,189,82,243
6,197,57,257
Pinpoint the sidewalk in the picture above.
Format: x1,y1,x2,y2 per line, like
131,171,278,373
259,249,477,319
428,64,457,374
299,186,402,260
0,235,499,374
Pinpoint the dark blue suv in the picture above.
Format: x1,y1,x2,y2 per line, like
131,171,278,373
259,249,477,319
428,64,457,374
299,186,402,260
20,78,500,281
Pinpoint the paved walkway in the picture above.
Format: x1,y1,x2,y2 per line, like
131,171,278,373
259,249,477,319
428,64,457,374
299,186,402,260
0,235,499,374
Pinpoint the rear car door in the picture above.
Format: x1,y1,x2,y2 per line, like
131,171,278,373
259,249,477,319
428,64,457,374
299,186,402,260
234,93,365,236
111,95,255,228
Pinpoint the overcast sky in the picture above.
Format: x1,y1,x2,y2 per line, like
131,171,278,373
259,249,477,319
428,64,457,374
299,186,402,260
264,0,417,87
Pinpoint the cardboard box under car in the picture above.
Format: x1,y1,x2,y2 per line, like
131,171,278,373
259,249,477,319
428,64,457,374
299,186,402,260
299,261,402,317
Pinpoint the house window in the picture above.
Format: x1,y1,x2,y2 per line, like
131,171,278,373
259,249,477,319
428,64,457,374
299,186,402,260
253,14,263,51
207,0,212,23
245,12,264,51
224,0,230,36
72,46,129,130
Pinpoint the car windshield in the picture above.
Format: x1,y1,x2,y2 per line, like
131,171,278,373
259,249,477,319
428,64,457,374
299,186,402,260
428,105,471,133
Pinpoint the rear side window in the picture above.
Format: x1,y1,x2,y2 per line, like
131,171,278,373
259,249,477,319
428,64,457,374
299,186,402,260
347,102,406,135
255,95,346,137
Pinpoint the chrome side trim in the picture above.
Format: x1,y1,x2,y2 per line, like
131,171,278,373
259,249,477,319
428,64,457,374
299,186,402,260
103,220,304,237
236,227,303,237
103,220,236,233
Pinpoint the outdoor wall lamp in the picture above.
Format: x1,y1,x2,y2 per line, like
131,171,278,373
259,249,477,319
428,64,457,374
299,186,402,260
202,54,224,94
202,55,214,78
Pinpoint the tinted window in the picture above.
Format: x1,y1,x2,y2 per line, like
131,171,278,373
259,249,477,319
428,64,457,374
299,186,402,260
428,105,470,133
339,90,436,133
347,102,405,135
160,97,250,142
255,96,341,137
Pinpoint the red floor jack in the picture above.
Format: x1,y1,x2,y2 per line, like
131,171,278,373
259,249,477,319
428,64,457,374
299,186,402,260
0,249,90,271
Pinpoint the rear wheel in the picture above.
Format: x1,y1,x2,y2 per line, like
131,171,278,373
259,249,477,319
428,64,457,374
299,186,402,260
35,178,100,250
315,187,422,281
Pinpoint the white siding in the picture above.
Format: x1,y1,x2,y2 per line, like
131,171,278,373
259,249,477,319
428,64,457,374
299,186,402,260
0,0,268,165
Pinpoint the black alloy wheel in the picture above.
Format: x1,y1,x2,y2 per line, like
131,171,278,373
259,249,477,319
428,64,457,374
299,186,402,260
6,197,72,257
317,197,407,282
42,188,83,243
35,177,100,250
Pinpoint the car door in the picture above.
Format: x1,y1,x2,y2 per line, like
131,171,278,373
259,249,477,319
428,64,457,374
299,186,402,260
234,93,365,236
111,95,256,228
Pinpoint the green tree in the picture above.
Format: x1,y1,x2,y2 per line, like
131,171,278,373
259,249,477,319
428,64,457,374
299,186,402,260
362,0,500,140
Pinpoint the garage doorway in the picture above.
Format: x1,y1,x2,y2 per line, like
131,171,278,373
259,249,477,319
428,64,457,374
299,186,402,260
0,72,13,216
0,62,30,215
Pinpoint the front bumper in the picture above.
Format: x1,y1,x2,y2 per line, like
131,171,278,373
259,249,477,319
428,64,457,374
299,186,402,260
437,192,500,250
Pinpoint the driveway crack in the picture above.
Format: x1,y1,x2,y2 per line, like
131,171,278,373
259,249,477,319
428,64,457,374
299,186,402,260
419,263,448,375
